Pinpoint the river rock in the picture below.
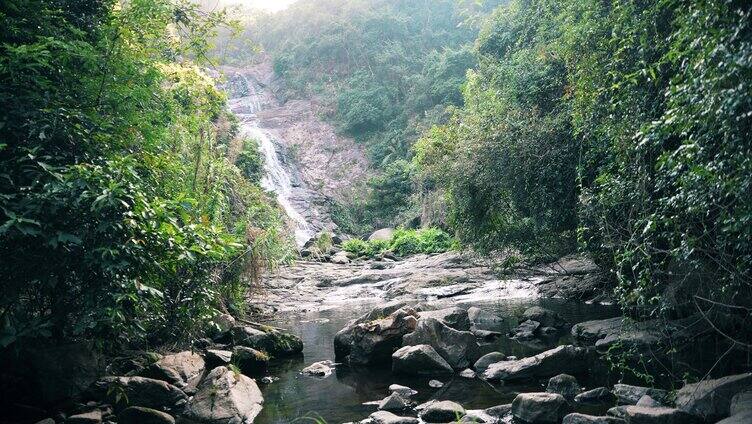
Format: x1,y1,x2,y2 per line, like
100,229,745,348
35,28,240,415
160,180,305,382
419,400,465,422
232,346,269,375
181,366,263,424
392,345,452,375
211,314,236,333
473,352,506,373
523,306,568,328
301,360,335,377
25,342,105,406
512,392,569,424
204,350,232,368
142,351,205,392
612,384,669,405
509,319,542,341
547,374,581,401
231,325,303,357
402,317,480,369
332,251,350,264
483,345,589,381
389,384,417,397
333,302,413,362
675,373,752,420
717,410,752,423
348,308,419,365
92,376,187,411
467,307,503,325
378,392,412,411
460,410,496,423
118,407,175,424
419,307,472,331
623,406,698,424
575,387,615,404
459,368,476,378
636,395,661,407
571,317,623,345
607,406,629,420
66,410,102,424
484,404,512,419
562,413,623,424
429,380,444,388
369,411,419,424
730,390,752,415
369,228,395,242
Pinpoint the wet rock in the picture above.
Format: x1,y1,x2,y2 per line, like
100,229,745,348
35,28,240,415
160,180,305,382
232,346,269,375
571,318,623,345
459,410,495,423
91,376,187,411
523,306,568,328
483,345,589,381
675,373,752,421
717,410,752,423
419,400,465,422
260,376,278,384
636,395,661,407
392,345,452,375
467,307,503,325
348,308,419,365
182,366,263,424
334,302,408,358
575,387,615,404
142,351,205,392
204,350,232,368
118,407,175,424
429,380,444,388
484,404,512,419
232,325,303,357
623,406,698,424
378,392,412,412
418,307,471,331
509,320,541,341
369,411,419,424
301,360,335,377
35,419,55,424
562,413,623,424
389,384,417,397
612,384,669,405
402,317,480,369
211,314,236,334
369,228,395,242
459,369,476,379
66,410,102,424
473,352,506,373
471,329,502,340
607,406,629,420
512,392,569,424
730,390,752,415
547,374,581,401
25,342,105,406
571,317,691,353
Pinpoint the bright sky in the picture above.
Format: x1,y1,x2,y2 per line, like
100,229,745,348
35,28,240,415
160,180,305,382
215,0,298,12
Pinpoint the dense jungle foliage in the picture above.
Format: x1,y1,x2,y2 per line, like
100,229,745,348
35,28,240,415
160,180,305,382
0,0,293,351
416,0,752,318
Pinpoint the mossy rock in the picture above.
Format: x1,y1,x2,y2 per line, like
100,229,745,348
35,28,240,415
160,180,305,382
231,326,303,357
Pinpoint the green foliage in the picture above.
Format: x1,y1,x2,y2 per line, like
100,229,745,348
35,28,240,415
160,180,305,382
0,0,292,349
342,227,454,258
235,138,264,183
342,238,370,258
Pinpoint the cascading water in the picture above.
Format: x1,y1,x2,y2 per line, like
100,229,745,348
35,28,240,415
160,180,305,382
227,74,314,247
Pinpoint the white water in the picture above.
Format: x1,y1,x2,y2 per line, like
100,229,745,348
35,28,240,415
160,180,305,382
228,75,314,246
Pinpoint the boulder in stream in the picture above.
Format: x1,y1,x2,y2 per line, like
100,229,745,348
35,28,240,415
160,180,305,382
418,307,471,331
231,325,303,357
575,387,615,404
612,384,669,405
334,302,408,359
623,406,699,424
419,400,466,422
91,376,187,412
522,306,568,328
402,317,480,369
562,413,623,424
181,366,263,424
232,346,269,375
378,392,412,412
369,411,418,424
118,406,175,424
512,392,569,424
346,308,419,365
473,352,506,373
546,374,581,401
483,345,589,381
392,344,452,375
141,351,205,393
675,373,752,421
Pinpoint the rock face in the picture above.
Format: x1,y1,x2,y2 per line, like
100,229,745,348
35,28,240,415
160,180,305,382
547,374,581,401
345,308,419,365
402,318,480,369
369,228,395,242
473,352,506,373
562,413,623,424
512,392,569,424
418,307,472,331
231,325,303,357
675,373,752,421
182,366,263,424
483,345,589,381
419,401,466,422
25,342,105,406
118,407,175,424
370,411,419,424
623,406,698,424
93,376,187,411
143,351,205,392
612,384,669,406
232,346,269,375
333,302,408,359
392,345,453,375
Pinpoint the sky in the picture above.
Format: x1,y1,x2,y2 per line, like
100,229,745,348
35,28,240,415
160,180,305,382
212,0,299,12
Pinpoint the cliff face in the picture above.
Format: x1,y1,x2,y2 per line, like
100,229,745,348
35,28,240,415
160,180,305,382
222,59,369,240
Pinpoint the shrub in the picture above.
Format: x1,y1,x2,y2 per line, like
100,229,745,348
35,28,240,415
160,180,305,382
342,238,369,257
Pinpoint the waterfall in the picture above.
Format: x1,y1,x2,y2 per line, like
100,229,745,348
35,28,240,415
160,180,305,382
228,74,314,247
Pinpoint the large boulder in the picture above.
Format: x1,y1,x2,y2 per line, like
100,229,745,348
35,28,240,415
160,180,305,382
402,317,480,369
730,390,752,416
181,366,263,424
370,411,419,424
24,342,105,406
232,346,269,375
512,392,569,424
571,318,623,345
346,308,419,365
473,352,506,373
334,301,408,359
369,228,395,242
66,410,102,424
483,345,589,381
575,387,615,404
142,351,205,393
231,325,303,357
675,373,752,421
562,413,623,424
612,384,669,405
91,376,187,412
204,350,232,368
378,392,412,412
392,345,453,375
419,401,466,422
419,307,472,331
546,374,581,401
509,320,542,341
623,406,698,424
118,407,175,424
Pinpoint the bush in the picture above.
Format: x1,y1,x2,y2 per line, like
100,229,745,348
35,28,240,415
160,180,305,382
235,139,264,184
342,238,369,257
343,228,455,258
